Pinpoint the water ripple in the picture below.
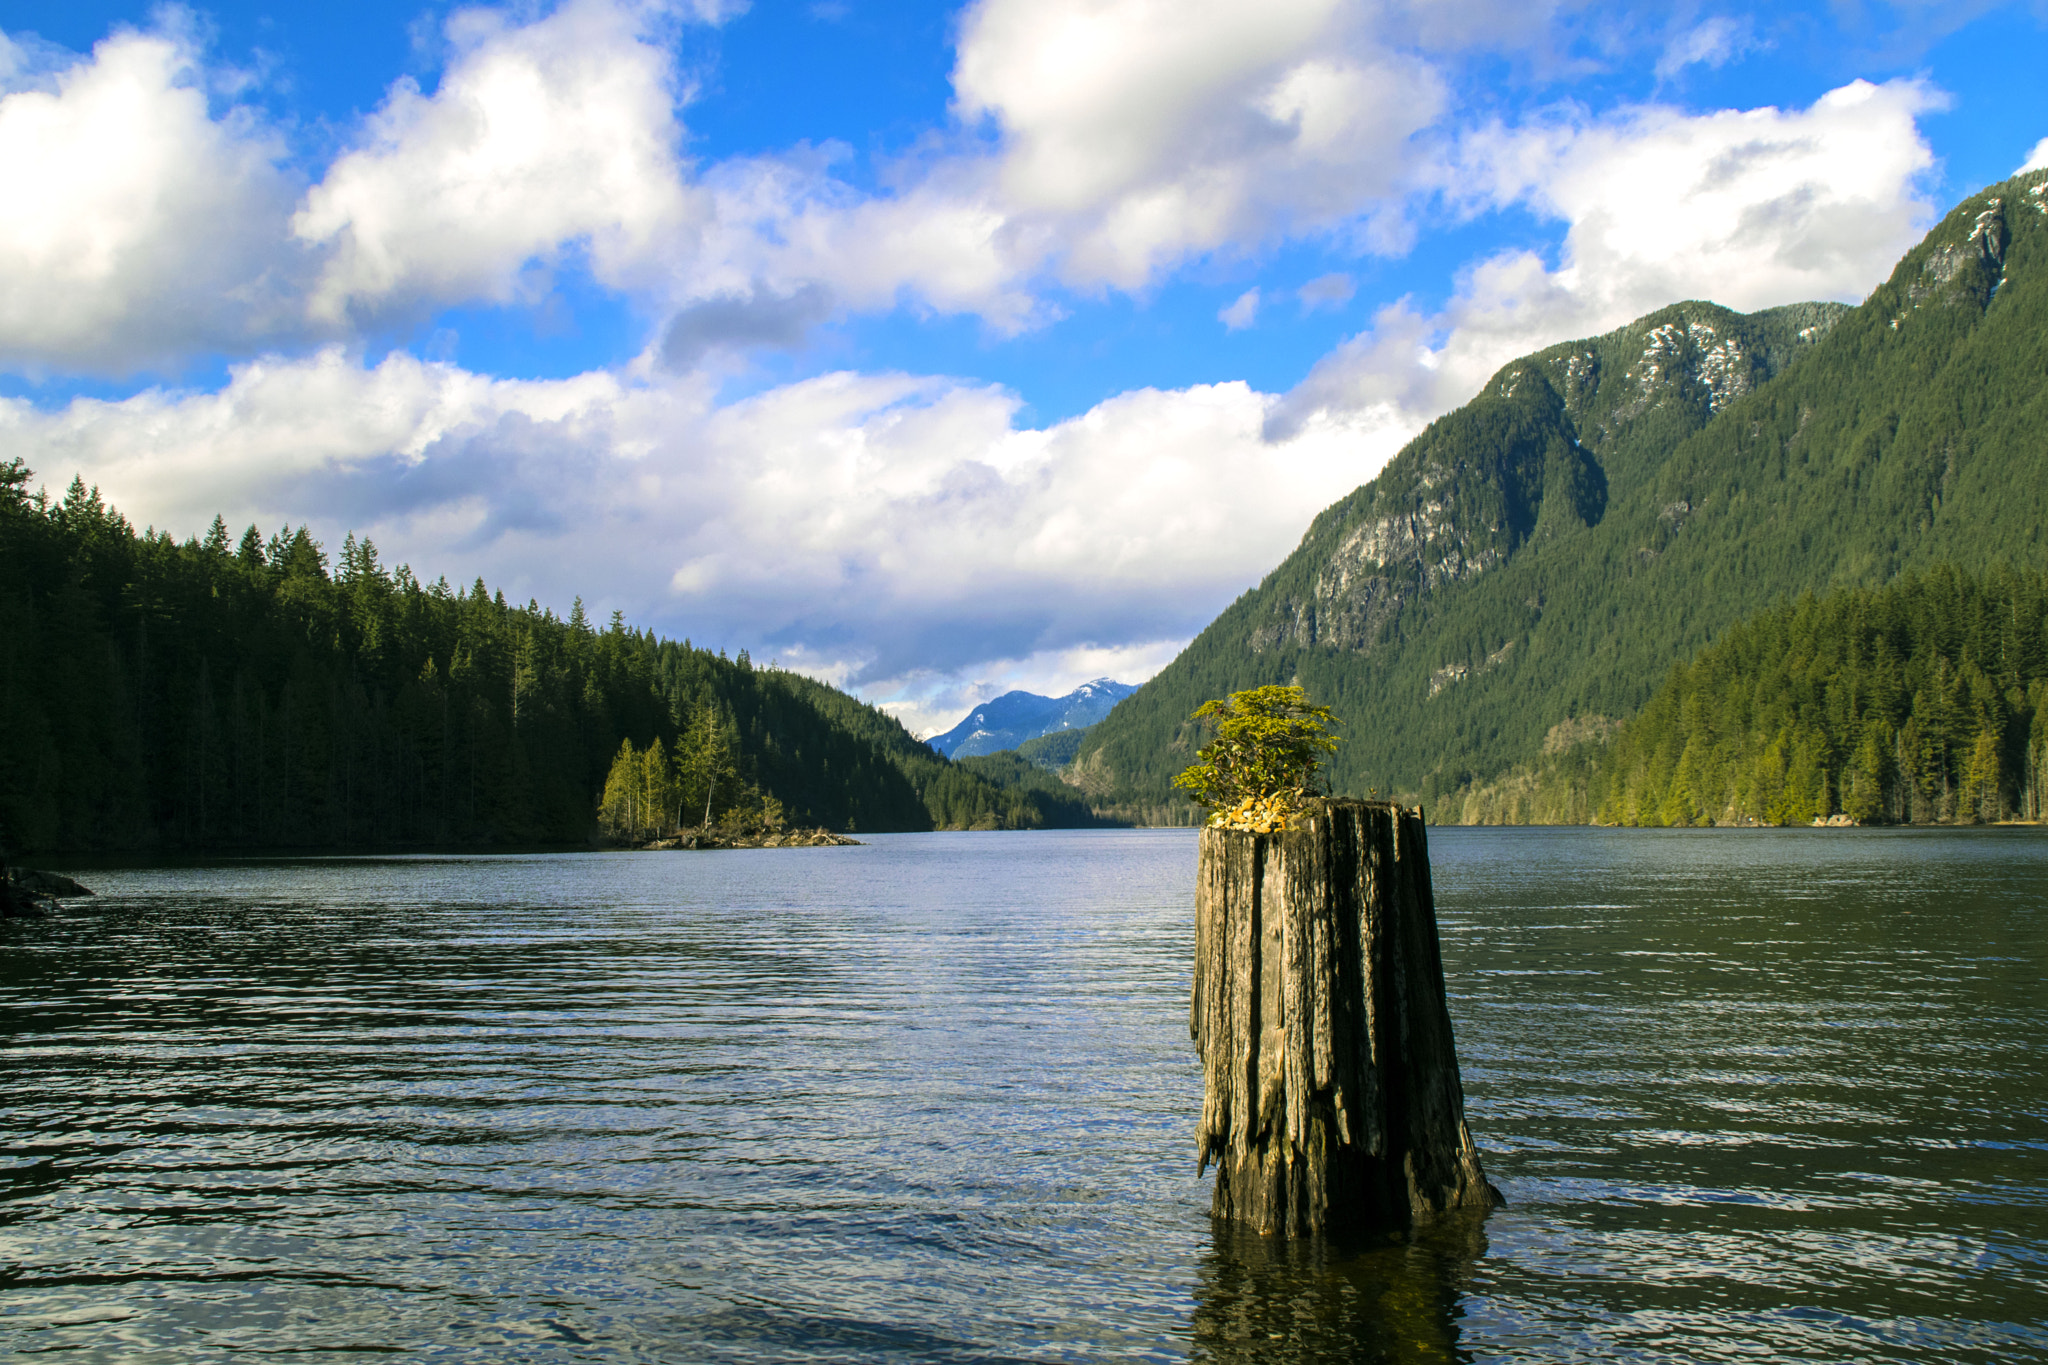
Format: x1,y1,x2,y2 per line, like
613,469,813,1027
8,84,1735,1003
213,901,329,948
2,827,2044,1362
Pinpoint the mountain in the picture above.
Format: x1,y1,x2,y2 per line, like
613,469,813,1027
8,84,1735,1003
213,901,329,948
1070,171,2048,815
926,678,1137,758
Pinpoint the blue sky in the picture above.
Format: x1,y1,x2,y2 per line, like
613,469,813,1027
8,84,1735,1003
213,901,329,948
3,0,2045,732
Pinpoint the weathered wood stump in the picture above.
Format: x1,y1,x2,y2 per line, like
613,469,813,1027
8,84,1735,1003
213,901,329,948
1192,798,1500,1235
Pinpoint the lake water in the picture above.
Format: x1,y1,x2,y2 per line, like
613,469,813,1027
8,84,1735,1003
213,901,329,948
3,827,2044,1362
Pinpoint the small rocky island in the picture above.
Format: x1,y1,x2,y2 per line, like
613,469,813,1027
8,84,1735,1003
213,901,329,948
637,827,861,851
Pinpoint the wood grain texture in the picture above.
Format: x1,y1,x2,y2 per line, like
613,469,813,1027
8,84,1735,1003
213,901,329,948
1192,799,1502,1235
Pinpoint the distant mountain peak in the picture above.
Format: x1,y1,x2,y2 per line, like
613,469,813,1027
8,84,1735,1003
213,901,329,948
927,679,1137,759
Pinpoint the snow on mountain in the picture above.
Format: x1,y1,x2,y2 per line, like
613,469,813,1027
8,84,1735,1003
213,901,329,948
926,679,1137,759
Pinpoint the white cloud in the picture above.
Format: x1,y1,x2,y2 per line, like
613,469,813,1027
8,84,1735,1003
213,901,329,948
0,9,1975,740
1459,79,1946,307
660,0,1457,334
685,152,1042,333
3,348,638,531
1219,287,1260,330
2020,136,2048,174
0,1,731,373
1272,78,1945,437
293,0,703,323
679,0,1689,340
0,26,306,373
952,0,1448,290
1654,16,1755,81
0,0,1468,371
3,346,1408,727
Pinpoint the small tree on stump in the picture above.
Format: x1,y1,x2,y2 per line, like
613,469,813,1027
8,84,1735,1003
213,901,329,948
1172,685,1339,832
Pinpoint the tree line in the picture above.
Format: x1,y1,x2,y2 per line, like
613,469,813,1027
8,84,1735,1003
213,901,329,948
0,460,1110,854
1458,563,2048,825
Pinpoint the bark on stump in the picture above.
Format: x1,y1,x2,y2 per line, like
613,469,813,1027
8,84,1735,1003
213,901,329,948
1192,798,1500,1235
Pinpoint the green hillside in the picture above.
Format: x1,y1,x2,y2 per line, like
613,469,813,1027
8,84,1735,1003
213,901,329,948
1456,563,2048,825
1577,564,2048,826
0,465,1106,854
1073,171,2048,815
1016,727,1090,770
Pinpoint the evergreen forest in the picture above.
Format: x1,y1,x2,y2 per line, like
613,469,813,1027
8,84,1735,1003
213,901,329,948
1472,564,2048,826
0,460,1105,856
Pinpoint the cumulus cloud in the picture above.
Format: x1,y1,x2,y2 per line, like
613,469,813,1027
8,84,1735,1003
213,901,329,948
0,25,307,373
952,0,1448,289
0,7,1974,734
659,282,835,368
672,0,1678,338
3,0,1838,380
686,153,1042,330
660,0,1460,333
4,348,635,528
1458,79,1945,304
1270,78,1945,438
2020,136,2048,174
0,0,727,373
293,0,702,323
0,346,1408,731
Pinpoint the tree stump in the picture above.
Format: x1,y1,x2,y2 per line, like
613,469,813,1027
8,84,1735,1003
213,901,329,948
1192,799,1501,1235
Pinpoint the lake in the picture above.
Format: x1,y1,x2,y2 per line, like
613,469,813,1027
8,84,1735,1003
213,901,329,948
3,827,2044,1362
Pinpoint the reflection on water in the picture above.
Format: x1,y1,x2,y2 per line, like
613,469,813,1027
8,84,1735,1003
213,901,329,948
2,827,2044,1361
1193,1214,1489,1364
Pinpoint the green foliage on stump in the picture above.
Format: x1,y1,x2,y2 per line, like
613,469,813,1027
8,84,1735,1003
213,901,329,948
1172,685,1339,821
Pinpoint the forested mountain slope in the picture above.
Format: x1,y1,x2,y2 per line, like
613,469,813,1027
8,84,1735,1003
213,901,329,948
1073,172,2048,812
1586,564,2048,827
0,466,1101,854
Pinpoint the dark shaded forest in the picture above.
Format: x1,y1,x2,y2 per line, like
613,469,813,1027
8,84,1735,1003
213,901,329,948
0,460,1107,855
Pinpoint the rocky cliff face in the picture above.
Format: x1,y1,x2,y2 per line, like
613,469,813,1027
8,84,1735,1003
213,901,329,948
1245,299,1846,660
1901,197,2010,315
1070,172,2048,809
